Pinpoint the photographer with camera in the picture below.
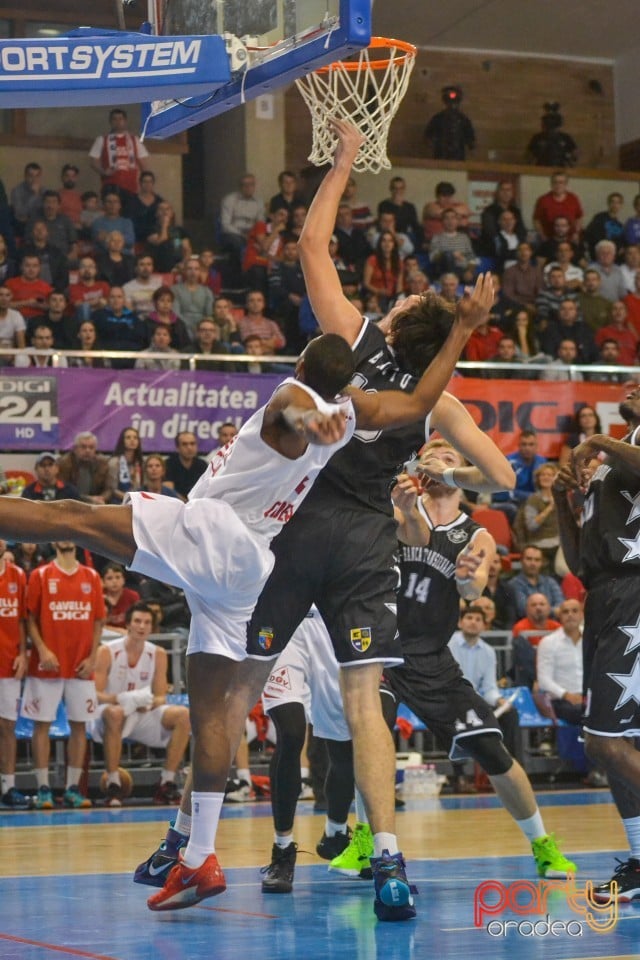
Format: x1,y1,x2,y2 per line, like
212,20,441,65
527,102,577,168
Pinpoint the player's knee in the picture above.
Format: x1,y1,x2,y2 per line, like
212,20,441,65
171,707,191,734
103,705,125,728
468,733,513,776
269,702,306,752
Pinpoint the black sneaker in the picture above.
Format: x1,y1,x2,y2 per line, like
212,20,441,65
593,857,640,902
261,843,297,893
1,786,31,810
316,827,352,860
105,782,124,808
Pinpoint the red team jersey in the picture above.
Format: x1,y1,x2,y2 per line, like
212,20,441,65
27,561,106,678
0,561,27,679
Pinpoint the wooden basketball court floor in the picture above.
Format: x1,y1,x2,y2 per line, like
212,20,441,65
1,788,639,960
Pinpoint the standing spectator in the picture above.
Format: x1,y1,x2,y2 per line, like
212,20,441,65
362,231,404,310
163,431,207,501
14,324,68,369
89,602,190,806
58,163,83,228
92,286,148,367
142,455,179,498
88,107,149,203
146,286,191,349
268,170,303,217
124,170,163,243
5,255,52,321
238,290,285,353
501,242,544,312
27,191,77,263
269,237,307,353
57,432,113,505
0,284,26,356
377,176,419,242
508,549,564,622
577,268,612,333
91,192,135,255
107,427,144,504
558,404,602,470
145,201,191,274
479,181,526,255
134,323,181,371
10,162,45,235
67,256,110,321
589,240,627,302
123,254,163,321
491,430,547,521
0,538,28,808
21,541,105,808
219,173,264,278
96,231,136,288
101,563,140,634
171,257,214,340
595,300,638,365
22,452,80,502
532,172,584,242
584,192,626,260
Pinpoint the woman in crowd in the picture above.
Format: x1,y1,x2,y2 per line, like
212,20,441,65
515,462,560,570
142,454,180,498
558,403,602,469
146,285,191,350
68,320,109,369
102,562,141,634
107,426,144,504
362,230,403,311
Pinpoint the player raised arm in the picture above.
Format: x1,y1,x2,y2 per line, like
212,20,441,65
348,273,496,430
297,119,366,344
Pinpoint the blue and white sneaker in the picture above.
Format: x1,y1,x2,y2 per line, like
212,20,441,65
133,823,189,887
372,850,416,922
1,786,31,810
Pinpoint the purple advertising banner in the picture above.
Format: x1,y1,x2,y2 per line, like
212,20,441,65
0,368,284,453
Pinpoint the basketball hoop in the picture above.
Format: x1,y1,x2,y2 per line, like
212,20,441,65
295,37,416,174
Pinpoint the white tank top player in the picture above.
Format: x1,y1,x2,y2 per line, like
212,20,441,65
126,380,355,662
88,638,171,748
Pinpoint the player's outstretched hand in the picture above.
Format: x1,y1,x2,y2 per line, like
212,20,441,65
571,434,607,485
329,118,365,166
391,473,419,513
454,272,495,332
552,464,579,494
455,546,484,582
303,409,346,445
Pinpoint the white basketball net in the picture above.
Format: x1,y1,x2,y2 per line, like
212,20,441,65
295,39,416,174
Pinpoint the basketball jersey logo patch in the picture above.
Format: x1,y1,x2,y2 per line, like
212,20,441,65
258,628,274,651
350,627,372,653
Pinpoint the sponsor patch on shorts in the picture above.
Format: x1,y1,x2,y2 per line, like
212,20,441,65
350,627,372,653
258,628,274,651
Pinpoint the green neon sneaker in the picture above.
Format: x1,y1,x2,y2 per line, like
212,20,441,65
329,822,374,880
532,833,577,878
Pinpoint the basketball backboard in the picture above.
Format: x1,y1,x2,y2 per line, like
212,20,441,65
143,0,371,139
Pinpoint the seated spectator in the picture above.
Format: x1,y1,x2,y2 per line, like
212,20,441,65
57,431,113,504
171,256,214,340
92,287,148,368
242,207,289,295
269,236,308,354
90,191,135,254
219,173,264,277
515,464,560,568
124,170,163,243
134,323,181,371
96,230,136,288
438,272,461,305
482,553,513,630
539,298,598,364
107,426,144,504
142,454,179,498
508,549,564,623
146,285,191,350
163,430,207,501
535,215,578,266
145,201,191,274
542,240,584,291
463,318,503,365
362,230,404,310
421,180,471,246
58,163,83,228
620,244,640,294
589,239,627,302
122,254,163,321
0,233,17,285
198,248,223,297
269,169,303,218
584,192,625,260
101,562,140,634
26,190,77,263
624,193,640,246
587,338,628,383
241,334,293,374
79,190,102,241
27,291,75,350
491,430,547,521
21,221,69,292
428,208,478,279
0,284,26,358
532,172,583,243
491,209,522,272
238,290,285,353
377,175,420,243
211,296,241,350
181,317,230,372
68,319,109,369
334,202,370,275
367,210,413,260
577,268,612,333
540,338,584,382
5,254,53,320
14,323,68,368
534,266,576,328
340,174,373,231
558,404,601,470
479,180,526,255
21,452,80,501
501,242,544,312
485,334,533,379
67,256,110,321
509,593,561,688
88,602,190,806
595,299,638,364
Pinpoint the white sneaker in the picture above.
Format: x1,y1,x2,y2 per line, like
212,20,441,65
224,778,255,802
